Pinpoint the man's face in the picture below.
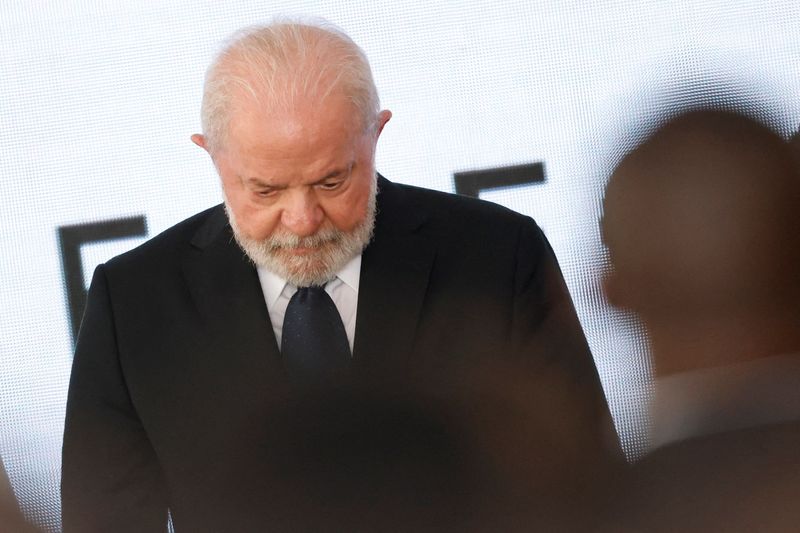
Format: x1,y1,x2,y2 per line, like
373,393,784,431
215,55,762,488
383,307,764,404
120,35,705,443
195,93,391,287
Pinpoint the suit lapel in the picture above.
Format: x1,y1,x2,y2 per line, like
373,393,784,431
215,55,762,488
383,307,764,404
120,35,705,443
353,178,436,370
181,206,283,383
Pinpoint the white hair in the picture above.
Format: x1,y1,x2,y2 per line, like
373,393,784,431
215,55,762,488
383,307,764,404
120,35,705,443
200,18,381,152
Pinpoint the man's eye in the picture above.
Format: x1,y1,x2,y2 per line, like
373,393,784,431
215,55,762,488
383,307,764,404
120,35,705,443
255,188,277,198
319,180,343,191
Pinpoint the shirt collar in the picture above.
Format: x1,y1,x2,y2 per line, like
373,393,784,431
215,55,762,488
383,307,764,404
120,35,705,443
337,253,361,293
257,266,288,310
256,253,362,307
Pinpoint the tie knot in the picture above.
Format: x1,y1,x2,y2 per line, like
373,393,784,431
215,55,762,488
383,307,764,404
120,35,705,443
290,285,329,306
297,284,326,293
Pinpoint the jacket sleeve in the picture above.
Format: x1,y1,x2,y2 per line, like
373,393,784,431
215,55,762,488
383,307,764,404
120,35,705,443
61,265,168,532
511,221,622,460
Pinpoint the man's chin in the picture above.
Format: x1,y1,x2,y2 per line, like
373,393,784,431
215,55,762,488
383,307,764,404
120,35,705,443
281,246,319,256
239,242,345,287
273,249,334,282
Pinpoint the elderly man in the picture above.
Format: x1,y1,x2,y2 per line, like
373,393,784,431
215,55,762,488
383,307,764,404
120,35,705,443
62,20,615,531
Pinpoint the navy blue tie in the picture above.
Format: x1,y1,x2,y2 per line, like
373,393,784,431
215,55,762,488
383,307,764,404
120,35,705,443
281,286,351,382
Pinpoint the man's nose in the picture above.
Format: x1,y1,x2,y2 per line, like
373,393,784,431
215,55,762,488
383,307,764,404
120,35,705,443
280,189,324,237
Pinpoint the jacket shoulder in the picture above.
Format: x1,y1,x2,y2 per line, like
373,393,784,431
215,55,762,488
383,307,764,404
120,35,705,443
384,179,537,231
104,204,225,271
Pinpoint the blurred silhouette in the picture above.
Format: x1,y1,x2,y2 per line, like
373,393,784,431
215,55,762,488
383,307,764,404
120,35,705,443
228,361,618,533
601,109,800,532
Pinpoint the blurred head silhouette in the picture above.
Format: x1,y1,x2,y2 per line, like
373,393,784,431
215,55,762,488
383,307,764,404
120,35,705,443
602,109,800,376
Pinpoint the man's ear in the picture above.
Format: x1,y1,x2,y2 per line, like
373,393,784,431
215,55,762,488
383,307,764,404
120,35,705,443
375,110,392,137
191,134,209,152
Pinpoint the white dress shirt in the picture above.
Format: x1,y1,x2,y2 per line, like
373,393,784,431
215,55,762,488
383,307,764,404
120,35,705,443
256,254,361,352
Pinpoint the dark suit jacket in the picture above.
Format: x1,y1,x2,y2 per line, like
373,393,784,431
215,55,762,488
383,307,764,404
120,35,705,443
62,177,615,532
611,421,800,533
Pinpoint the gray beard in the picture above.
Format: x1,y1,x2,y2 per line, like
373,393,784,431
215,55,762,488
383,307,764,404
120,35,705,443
226,184,377,287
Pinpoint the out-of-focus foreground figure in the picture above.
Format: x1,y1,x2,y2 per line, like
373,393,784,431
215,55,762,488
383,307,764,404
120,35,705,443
602,109,800,532
247,361,616,533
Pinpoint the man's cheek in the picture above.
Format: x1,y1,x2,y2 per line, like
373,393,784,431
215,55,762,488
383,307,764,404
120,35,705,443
245,210,280,240
328,198,364,230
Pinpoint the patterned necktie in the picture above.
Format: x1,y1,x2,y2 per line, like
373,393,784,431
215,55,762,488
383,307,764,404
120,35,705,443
281,285,351,382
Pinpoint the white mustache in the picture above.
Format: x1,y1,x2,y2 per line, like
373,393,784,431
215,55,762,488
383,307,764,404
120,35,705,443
266,227,343,250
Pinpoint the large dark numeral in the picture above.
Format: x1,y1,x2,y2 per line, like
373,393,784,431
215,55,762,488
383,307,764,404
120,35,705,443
454,162,545,198
58,216,148,343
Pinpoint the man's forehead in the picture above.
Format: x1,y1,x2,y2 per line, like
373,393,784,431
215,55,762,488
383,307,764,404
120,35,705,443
219,110,362,184
227,115,358,160
229,89,360,139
